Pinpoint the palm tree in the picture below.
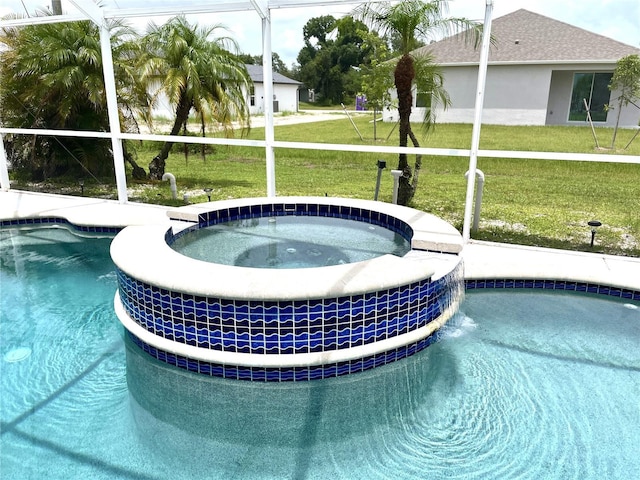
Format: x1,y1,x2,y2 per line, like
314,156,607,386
0,13,146,181
353,1,481,205
138,16,251,180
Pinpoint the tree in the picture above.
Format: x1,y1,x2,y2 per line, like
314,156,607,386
353,1,481,205
138,16,251,180
609,54,640,149
296,15,371,104
389,30,425,55
303,15,337,45
0,12,146,181
296,15,336,103
358,30,395,140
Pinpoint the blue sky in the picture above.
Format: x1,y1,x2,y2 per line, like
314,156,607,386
247,0,640,66
2,1,639,67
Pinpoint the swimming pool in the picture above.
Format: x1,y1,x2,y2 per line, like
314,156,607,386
1,227,639,479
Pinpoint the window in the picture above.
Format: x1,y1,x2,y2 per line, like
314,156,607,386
569,72,612,122
250,86,255,107
415,90,432,109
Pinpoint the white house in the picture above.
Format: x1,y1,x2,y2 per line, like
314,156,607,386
384,9,640,127
245,64,301,115
151,64,301,119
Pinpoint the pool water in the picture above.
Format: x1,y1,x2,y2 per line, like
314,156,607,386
1,228,639,479
169,215,411,268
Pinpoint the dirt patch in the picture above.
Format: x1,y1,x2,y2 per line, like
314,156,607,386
483,219,529,233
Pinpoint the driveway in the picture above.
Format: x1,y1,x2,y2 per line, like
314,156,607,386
250,109,367,128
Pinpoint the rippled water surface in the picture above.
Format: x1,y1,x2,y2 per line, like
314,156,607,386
1,228,639,479
170,215,411,268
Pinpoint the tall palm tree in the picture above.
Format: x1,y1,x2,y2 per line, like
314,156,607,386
0,13,145,180
354,1,481,205
138,16,251,180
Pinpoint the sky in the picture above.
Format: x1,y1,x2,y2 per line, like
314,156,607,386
2,0,639,67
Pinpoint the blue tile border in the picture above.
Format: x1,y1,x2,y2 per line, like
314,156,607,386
166,202,414,246
128,328,444,382
465,279,640,302
0,216,121,234
116,250,465,381
117,262,464,357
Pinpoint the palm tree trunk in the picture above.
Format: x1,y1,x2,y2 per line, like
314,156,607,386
148,95,191,180
395,54,416,205
200,117,206,162
122,143,147,180
408,127,422,193
182,123,189,166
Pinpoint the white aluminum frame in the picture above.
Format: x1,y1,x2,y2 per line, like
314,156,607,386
1,1,638,242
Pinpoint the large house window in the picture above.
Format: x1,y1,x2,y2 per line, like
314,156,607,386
569,72,612,122
250,86,255,107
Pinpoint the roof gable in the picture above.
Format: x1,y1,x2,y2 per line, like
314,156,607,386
245,64,301,85
418,9,640,65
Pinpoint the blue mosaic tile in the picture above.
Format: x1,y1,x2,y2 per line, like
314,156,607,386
165,202,416,246
1,216,120,234
464,278,640,301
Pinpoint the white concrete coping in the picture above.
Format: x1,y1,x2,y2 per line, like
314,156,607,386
5,191,636,293
462,240,640,291
110,196,464,300
0,190,170,228
110,222,456,300
167,196,464,254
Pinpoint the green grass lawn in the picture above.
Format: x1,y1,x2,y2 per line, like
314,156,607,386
11,117,640,257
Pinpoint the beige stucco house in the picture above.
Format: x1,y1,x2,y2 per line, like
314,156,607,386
383,9,640,127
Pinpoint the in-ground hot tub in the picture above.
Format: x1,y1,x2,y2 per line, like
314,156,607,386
111,197,464,381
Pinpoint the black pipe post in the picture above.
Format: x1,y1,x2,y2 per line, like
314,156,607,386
374,160,386,200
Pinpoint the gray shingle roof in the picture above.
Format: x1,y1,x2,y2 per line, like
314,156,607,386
245,64,301,85
417,9,640,65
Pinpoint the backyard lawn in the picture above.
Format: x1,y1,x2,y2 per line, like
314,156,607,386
10,116,640,257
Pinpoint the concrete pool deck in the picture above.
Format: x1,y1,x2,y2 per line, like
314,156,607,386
1,190,639,292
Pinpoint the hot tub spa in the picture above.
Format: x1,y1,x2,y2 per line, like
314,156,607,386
111,197,464,381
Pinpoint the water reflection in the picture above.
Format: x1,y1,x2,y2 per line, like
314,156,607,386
125,333,460,449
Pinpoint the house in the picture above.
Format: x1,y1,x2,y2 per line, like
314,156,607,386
151,64,301,119
384,9,640,127
245,64,301,115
